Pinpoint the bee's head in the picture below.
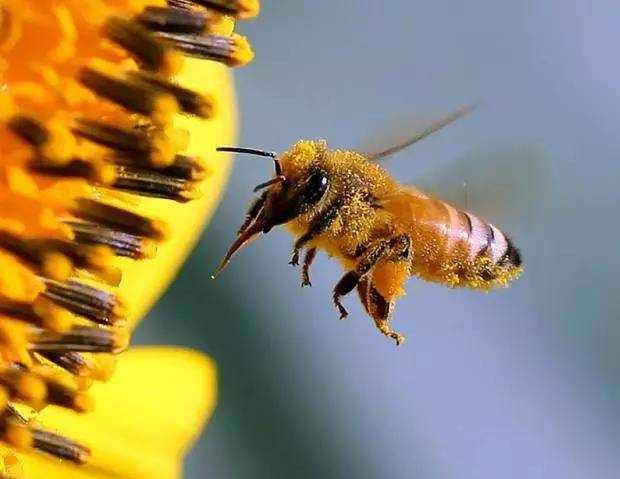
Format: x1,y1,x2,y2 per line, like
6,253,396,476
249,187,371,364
213,140,330,277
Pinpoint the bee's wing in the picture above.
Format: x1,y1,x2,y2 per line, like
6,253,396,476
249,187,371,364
357,107,546,223
361,105,476,161
410,144,547,223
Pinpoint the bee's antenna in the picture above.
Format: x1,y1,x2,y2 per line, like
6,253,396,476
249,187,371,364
217,146,282,176
216,146,276,158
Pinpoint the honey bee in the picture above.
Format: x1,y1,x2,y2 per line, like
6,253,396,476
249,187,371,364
214,107,523,345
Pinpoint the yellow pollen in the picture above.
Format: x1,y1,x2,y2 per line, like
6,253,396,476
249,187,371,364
229,34,254,66
73,391,95,413
0,0,260,472
0,388,8,412
152,93,180,127
6,424,33,451
41,253,73,283
15,374,47,408
238,0,261,19
32,297,73,334
91,354,117,382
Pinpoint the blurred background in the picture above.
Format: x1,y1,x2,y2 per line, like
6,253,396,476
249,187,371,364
134,1,620,478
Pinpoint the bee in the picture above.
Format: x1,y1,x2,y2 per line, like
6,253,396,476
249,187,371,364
213,107,523,345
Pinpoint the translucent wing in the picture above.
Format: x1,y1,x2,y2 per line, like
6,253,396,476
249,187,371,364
411,144,547,223
360,105,477,161
356,107,547,223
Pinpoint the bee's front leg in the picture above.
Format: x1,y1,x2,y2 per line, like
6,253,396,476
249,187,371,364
301,247,317,287
289,202,340,266
289,235,307,267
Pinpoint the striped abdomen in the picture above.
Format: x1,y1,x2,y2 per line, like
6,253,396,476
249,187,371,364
385,188,522,288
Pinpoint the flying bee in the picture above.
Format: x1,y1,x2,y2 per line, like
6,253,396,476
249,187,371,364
213,107,523,345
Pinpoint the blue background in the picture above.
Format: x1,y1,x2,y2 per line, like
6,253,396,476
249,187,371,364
135,1,620,477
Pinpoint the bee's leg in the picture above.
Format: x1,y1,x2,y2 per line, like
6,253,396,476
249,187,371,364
238,191,267,235
332,241,391,319
289,202,340,266
366,285,406,345
356,277,372,313
333,235,411,320
301,247,317,287
289,235,306,266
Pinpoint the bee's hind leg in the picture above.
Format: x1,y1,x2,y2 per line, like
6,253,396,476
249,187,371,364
358,278,405,344
334,235,411,335
364,285,405,346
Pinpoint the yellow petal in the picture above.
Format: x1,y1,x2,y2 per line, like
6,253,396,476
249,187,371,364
19,347,217,479
117,59,236,330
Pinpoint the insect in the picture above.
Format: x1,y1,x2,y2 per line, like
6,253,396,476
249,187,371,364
213,107,523,345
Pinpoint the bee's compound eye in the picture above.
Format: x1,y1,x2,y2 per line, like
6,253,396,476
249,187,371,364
304,169,329,204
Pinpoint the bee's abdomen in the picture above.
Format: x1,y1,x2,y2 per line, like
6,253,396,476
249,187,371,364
386,188,522,288
403,193,522,288
437,203,522,287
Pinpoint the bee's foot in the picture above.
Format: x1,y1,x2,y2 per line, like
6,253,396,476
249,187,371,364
301,279,312,287
379,324,405,346
289,252,300,267
334,300,348,320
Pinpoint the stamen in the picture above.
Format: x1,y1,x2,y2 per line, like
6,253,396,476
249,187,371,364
27,240,121,286
31,428,91,464
0,406,89,462
64,220,157,260
0,387,8,414
7,115,48,149
29,157,117,185
79,67,179,126
154,31,254,66
40,278,127,326
103,17,183,76
72,118,152,153
0,368,46,409
113,165,201,202
0,232,73,282
137,6,208,34
42,376,94,413
0,298,72,333
0,411,33,450
29,325,129,354
71,198,169,241
73,118,176,167
189,0,260,19
38,352,116,382
128,70,215,118
7,116,76,166
112,152,209,181
167,0,200,10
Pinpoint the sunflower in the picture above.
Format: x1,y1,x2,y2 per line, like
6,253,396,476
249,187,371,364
0,0,258,476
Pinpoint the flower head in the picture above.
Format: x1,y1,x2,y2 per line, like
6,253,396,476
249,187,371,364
0,0,258,475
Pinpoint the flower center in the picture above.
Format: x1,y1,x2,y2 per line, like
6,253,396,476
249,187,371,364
0,0,257,472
